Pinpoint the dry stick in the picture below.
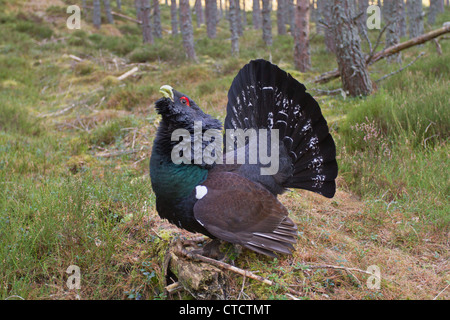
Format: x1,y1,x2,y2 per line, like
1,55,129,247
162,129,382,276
314,24,450,84
174,245,304,297
375,52,426,83
117,67,139,81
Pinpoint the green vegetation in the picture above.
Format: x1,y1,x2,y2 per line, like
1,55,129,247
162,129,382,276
0,1,448,300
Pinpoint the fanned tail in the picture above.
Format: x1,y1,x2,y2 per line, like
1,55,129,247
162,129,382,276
224,59,338,198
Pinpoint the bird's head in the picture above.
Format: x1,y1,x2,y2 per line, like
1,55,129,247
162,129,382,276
155,85,221,132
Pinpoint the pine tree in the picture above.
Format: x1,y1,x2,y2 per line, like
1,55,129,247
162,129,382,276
277,0,287,35
103,0,115,24
293,0,311,72
331,0,372,96
407,0,424,39
140,0,154,44
229,0,240,55
93,0,102,29
253,0,262,29
180,0,197,61
262,0,273,46
205,0,218,38
153,0,163,38
171,0,179,36
384,0,401,63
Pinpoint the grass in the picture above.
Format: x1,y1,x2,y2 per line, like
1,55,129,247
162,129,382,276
0,1,448,300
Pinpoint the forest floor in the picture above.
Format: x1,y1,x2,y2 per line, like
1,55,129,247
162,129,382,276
0,0,448,300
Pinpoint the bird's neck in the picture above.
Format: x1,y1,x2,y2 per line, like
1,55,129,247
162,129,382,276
150,121,208,200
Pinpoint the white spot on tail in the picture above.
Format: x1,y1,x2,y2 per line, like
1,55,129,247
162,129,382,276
195,185,208,200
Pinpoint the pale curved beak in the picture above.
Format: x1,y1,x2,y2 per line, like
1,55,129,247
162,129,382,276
159,85,174,100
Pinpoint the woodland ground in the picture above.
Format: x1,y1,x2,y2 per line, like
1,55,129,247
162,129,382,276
0,0,448,300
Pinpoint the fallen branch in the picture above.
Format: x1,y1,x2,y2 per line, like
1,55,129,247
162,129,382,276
174,244,304,298
117,67,139,81
69,54,83,62
375,52,426,83
314,23,450,84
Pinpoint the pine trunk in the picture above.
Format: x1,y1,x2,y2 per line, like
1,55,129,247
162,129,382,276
429,0,439,25
236,0,243,36
171,0,178,36
318,0,335,52
293,0,311,72
262,0,273,46
116,0,122,11
93,0,102,29
103,0,115,24
135,0,143,21
407,0,424,39
277,0,287,35
153,0,162,38
399,0,407,37
356,0,368,34
205,0,218,38
229,0,240,55
253,0,262,29
384,0,401,63
331,0,372,96
195,0,204,27
180,0,197,61
141,0,154,44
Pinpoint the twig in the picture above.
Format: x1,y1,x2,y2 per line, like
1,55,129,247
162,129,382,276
174,244,303,298
95,148,139,158
312,87,347,98
306,264,373,275
69,54,83,62
165,282,183,293
366,22,391,65
38,104,77,118
375,52,425,83
433,282,450,300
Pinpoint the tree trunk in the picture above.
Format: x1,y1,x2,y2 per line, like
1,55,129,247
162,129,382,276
194,0,204,27
253,0,262,29
384,0,401,63
103,0,115,24
318,0,335,52
293,0,311,72
93,0,102,29
399,0,407,37
229,0,240,55
236,0,243,36
331,0,372,96
262,0,273,46
277,0,287,35
356,0,368,34
140,0,154,44
116,0,122,11
438,0,445,12
407,0,424,39
153,0,162,38
135,0,143,21
429,0,439,25
171,0,179,36
180,0,197,61
205,0,218,38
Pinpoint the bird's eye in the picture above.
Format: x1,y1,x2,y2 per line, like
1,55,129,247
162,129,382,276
180,96,190,107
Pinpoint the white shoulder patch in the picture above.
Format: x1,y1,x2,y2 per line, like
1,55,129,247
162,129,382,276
195,185,208,200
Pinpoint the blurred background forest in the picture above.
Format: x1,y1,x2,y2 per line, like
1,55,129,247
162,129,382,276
0,0,448,300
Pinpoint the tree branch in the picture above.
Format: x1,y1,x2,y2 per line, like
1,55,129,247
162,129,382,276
314,24,450,84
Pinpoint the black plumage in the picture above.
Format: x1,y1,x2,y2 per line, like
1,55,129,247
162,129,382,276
150,59,338,257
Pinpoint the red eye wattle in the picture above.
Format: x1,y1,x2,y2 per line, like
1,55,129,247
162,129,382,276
180,96,190,107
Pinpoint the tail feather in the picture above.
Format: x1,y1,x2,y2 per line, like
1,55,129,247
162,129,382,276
224,59,338,198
